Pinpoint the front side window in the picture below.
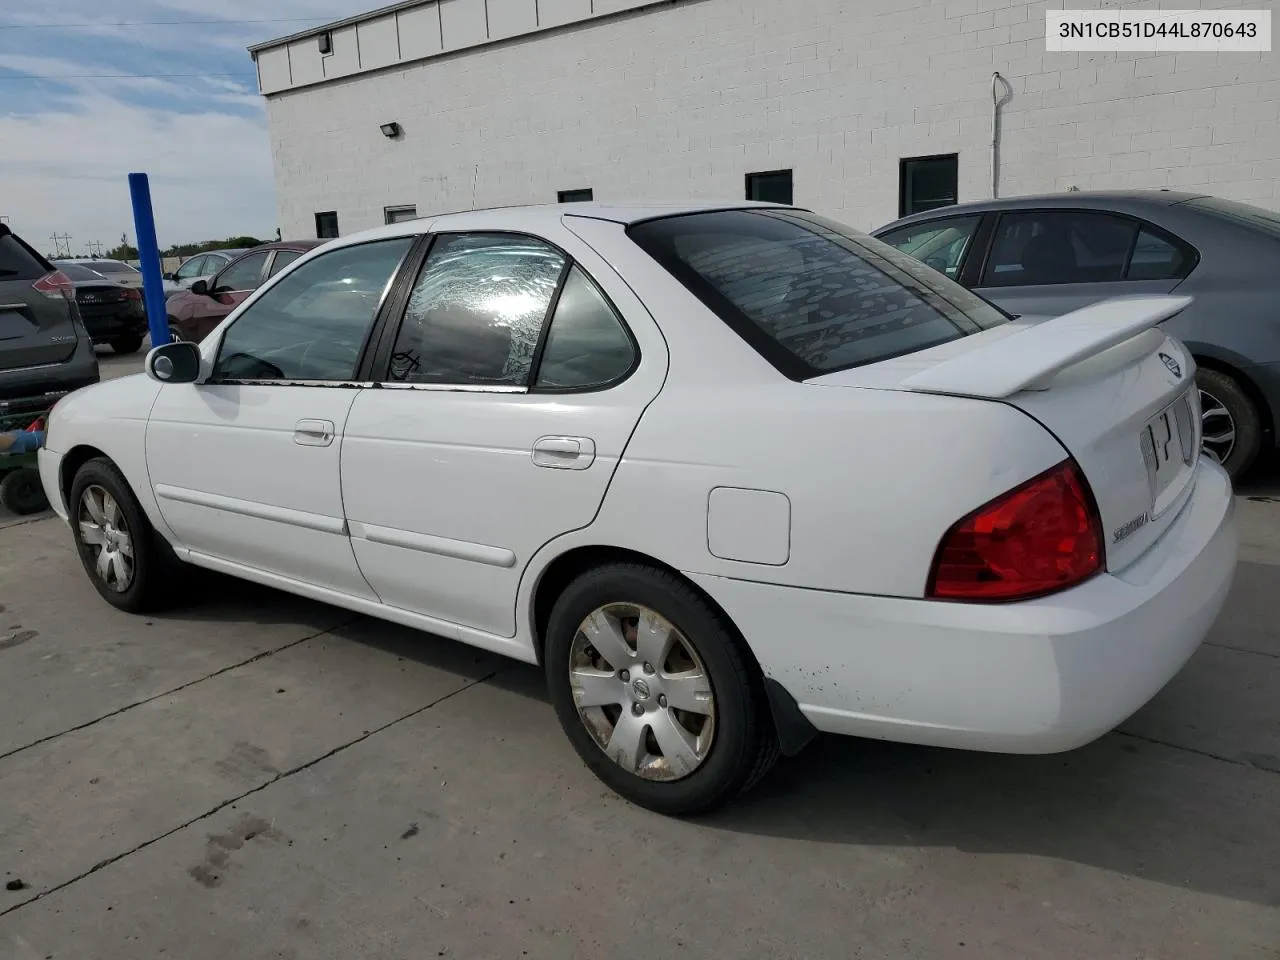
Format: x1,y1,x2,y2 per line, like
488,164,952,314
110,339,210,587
175,256,207,280
629,209,1006,380
214,252,270,293
387,233,565,386
213,237,413,382
534,266,636,390
877,215,981,280
982,211,1139,287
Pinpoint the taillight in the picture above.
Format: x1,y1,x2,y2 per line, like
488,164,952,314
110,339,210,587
32,270,73,300
121,287,142,300
927,459,1103,602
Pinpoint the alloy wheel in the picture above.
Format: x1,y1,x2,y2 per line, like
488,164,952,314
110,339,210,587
1199,388,1236,465
78,484,135,592
569,603,716,782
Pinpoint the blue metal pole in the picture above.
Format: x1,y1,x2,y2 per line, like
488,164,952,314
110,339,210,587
128,172,170,347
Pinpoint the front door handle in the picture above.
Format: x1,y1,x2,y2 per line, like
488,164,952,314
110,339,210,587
294,419,335,447
532,436,596,470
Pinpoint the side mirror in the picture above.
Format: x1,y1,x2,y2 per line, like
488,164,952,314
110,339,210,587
190,279,210,296
145,341,202,384
163,272,176,281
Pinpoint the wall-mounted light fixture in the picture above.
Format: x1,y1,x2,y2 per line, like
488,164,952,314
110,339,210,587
380,121,402,139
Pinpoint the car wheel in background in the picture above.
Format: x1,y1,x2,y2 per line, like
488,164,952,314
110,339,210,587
1197,367,1261,481
167,320,184,343
69,457,181,612
544,563,779,815
0,468,48,515
111,335,144,355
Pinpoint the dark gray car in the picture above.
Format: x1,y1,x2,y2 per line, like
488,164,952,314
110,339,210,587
873,191,1280,479
0,224,99,415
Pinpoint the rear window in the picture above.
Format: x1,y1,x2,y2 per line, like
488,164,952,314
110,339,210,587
59,263,109,282
84,260,138,275
628,209,1007,379
0,233,49,282
1183,196,1280,241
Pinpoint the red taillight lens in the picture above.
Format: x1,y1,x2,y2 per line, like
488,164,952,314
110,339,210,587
121,287,142,300
32,271,73,300
927,459,1103,602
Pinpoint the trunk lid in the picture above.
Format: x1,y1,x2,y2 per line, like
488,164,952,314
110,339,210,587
809,295,1200,573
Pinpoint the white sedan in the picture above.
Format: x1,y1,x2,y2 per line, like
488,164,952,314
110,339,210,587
39,202,1237,815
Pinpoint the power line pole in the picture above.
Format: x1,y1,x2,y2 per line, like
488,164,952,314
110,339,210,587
49,233,72,257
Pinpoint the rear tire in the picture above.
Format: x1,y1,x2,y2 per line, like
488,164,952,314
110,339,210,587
544,563,778,816
166,319,184,343
111,335,144,355
69,457,182,612
0,468,48,515
1197,367,1261,481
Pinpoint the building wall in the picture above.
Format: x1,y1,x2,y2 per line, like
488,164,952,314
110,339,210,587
263,0,1280,239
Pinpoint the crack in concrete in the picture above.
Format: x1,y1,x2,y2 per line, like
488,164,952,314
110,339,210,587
0,615,360,765
1117,730,1280,776
1204,640,1279,660
0,666,503,919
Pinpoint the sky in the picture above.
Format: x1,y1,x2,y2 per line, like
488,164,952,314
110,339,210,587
0,0,371,256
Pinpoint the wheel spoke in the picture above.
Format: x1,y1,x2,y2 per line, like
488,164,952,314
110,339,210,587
571,668,626,709
108,552,128,586
635,614,673,667
649,710,700,777
579,610,632,671
95,546,111,581
116,532,134,559
83,490,106,525
605,711,648,773
662,669,714,715
79,522,106,546
1203,427,1235,445
102,493,122,527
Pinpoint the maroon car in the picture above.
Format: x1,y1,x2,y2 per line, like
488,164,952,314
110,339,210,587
166,241,323,343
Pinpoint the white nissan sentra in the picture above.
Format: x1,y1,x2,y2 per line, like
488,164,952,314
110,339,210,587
39,203,1236,815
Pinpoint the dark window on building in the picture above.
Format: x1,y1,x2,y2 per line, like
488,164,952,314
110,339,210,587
899,155,958,217
982,210,1147,287
558,189,594,203
387,233,566,386
384,205,418,225
534,266,637,390
745,170,793,205
318,32,333,55
315,211,339,239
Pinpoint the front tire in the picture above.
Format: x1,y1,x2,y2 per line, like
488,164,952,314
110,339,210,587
1197,368,1262,480
545,563,778,815
69,457,179,612
111,334,144,355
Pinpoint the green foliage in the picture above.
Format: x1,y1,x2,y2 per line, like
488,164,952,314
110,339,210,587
161,236,265,258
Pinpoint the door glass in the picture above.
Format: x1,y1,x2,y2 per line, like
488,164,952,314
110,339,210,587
175,256,207,280
214,252,270,292
388,233,565,386
1126,227,1194,281
213,237,413,382
982,211,1139,287
267,249,303,278
877,216,981,280
534,266,636,390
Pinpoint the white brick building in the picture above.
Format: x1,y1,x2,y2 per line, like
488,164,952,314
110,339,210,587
252,0,1280,239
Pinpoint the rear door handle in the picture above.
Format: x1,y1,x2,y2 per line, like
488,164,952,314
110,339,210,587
532,436,596,470
294,419,335,447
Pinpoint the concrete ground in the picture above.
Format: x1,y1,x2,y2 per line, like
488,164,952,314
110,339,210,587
1,350,1278,958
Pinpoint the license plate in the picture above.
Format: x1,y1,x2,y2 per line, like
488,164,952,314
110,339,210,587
1141,390,1196,513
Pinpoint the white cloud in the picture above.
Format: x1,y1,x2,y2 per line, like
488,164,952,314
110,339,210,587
0,0,372,252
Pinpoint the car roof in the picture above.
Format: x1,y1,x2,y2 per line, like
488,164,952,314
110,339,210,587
244,240,325,253
874,190,1210,232
313,201,796,249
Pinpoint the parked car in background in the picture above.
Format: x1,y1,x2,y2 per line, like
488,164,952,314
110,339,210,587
162,248,249,299
55,258,143,290
39,203,1234,815
1,224,98,412
874,191,1280,479
56,263,148,354
165,241,322,343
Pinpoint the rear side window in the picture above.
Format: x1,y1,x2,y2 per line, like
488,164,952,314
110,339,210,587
1126,226,1194,281
628,209,1006,380
982,211,1138,286
0,233,48,281
534,266,636,390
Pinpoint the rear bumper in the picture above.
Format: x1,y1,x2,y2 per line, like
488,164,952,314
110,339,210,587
80,304,146,342
0,335,99,404
690,457,1237,754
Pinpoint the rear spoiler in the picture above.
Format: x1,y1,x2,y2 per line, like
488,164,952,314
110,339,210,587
901,295,1192,400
